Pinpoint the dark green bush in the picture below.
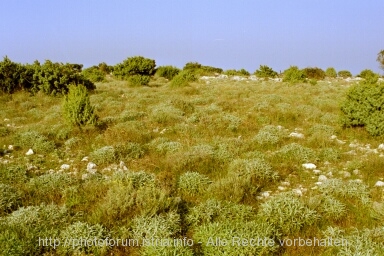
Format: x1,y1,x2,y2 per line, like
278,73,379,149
155,65,180,80
338,70,352,78
82,66,106,82
325,67,337,78
33,60,95,95
303,67,325,80
170,70,197,88
128,74,150,86
254,65,278,78
283,66,307,83
224,68,250,76
183,62,222,76
113,56,156,80
358,69,379,84
63,84,98,128
341,81,384,136
0,56,32,94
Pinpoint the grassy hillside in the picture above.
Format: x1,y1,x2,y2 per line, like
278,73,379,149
1,77,384,255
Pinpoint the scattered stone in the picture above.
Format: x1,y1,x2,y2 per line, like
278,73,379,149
311,186,318,190
313,169,322,175
281,181,290,186
336,139,346,144
87,162,97,173
292,189,303,196
352,169,360,175
289,132,305,139
8,145,13,150
318,175,328,182
315,182,323,186
302,163,317,169
82,173,88,180
26,149,34,156
278,186,286,191
81,156,89,162
327,171,333,177
378,144,384,150
374,181,384,187
261,191,271,198
4,118,10,122
354,179,363,183
61,164,70,170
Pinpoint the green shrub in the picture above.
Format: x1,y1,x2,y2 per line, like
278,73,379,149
338,70,352,78
115,142,146,160
27,173,75,204
82,66,106,82
254,65,278,78
170,70,197,88
90,146,116,165
128,74,151,86
156,65,180,80
14,130,55,154
257,192,319,236
253,125,287,145
276,143,316,163
224,68,250,76
113,56,156,79
131,211,180,239
303,67,326,80
283,66,307,83
58,221,110,255
0,56,26,93
0,164,27,185
341,82,384,136
183,62,222,75
178,171,211,196
228,158,279,182
358,69,379,84
319,179,371,204
325,67,337,78
63,84,98,129
0,204,71,255
193,219,278,255
0,184,21,215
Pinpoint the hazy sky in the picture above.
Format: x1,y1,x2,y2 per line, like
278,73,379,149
1,1,383,75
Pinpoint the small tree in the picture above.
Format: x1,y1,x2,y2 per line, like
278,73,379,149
337,70,352,78
325,67,337,78
254,65,278,78
303,67,325,80
113,56,156,80
358,69,379,84
63,84,98,129
282,66,306,83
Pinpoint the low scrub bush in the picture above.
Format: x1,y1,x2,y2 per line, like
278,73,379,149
14,130,55,154
319,179,371,204
228,158,279,182
62,84,98,129
155,65,180,80
224,68,250,76
90,146,116,165
358,69,380,84
276,143,316,163
0,164,27,185
257,192,319,236
253,125,287,145
58,221,110,255
254,65,278,78
283,66,306,83
113,56,156,79
341,82,384,136
82,66,106,82
0,184,21,215
325,67,337,78
303,67,326,80
178,171,211,196
170,70,197,88
128,74,150,86
338,70,352,78
183,62,222,75
322,226,384,255
0,204,71,255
